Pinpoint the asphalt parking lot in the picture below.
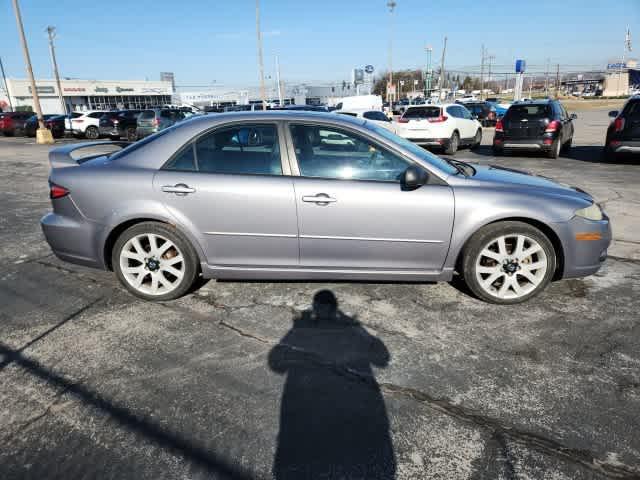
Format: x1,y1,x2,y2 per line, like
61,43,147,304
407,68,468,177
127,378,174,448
1,108,639,479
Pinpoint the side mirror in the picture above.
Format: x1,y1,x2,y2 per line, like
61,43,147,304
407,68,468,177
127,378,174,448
608,110,619,118
570,113,578,120
401,165,428,190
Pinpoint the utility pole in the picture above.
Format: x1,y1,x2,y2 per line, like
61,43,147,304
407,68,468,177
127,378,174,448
424,45,433,99
555,63,560,98
255,0,267,110
479,45,485,100
438,36,447,100
544,58,550,97
11,0,53,143
275,55,283,107
487,54,495,96
46,26,67,117
387,0,396,113
0,56,14,112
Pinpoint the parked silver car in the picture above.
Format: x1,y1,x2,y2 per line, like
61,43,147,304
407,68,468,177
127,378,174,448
41,112,611,304
136,108,186,139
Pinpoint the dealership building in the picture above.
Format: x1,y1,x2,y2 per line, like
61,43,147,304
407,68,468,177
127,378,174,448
1,78,173,114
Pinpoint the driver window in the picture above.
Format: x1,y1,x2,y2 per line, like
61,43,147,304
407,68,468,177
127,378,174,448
290,124,410,182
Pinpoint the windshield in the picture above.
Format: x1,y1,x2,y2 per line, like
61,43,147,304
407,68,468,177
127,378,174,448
365,122,458,176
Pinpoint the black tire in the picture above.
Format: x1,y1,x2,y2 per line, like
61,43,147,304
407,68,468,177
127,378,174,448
112,221,200,301
492,145,504,156
547,139,561,159
444,131,459,155
461,221,556,305
85,126,99,140
126,127,137,142
470,129,482,150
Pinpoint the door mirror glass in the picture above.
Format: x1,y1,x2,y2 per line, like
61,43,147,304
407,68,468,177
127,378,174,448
401,165,428,190
570,113,578,120
608,110,619,118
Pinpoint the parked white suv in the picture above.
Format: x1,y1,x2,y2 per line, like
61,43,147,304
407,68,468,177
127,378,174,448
335,109,397,133
397,104,482,154
70,110,108,139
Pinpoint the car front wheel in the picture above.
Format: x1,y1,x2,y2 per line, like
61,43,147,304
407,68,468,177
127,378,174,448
461,221,556,304
112,222,199,301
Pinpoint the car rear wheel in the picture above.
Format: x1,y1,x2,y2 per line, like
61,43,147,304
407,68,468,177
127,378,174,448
444,131,459,155
126,127,137,142
112,222,199,301
85,126,99,140
470,129,482,150
461,221,556,304
547,139,561,159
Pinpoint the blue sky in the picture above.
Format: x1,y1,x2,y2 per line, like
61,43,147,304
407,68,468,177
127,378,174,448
0,0,638,87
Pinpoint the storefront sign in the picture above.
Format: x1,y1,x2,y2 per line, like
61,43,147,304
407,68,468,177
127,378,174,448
64,87,86,92
94,87,109,93
28,86,55,94
116,86,134,92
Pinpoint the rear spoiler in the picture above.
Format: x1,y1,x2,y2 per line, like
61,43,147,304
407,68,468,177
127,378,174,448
48,141,130,169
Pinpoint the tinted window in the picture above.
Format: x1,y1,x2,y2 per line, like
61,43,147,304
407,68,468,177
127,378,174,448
363,111,389,121
88,112,105,118
506,105,551,120
195,124,282,175
403,106,441,119
625,100,640,120
139,110,154,120
336,112,358,117
165,144,196,171
290,124,410,182
446,106,461,118
160,110,172,119
459,106,472,119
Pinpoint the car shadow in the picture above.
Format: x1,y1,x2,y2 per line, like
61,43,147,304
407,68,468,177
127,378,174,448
468,144,640,165
268,289,396,480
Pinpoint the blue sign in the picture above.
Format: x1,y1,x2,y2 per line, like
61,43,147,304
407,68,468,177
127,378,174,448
607,63,627,70
515,59,526,73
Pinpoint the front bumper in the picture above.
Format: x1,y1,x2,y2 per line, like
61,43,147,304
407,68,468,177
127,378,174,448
553,214,612,279
611,140,640,154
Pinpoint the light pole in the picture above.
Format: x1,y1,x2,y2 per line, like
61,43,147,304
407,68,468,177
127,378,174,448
11,0,53,143
0,56,13,112
387,0,396,113
424,45,432,99
255,0,267,110
46,26,68,117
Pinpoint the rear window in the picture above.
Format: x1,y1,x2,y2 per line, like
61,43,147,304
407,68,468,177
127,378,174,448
363,111,389,121
623,100,640,121
506,105,551,120
403,106,441,119
139,110,155,120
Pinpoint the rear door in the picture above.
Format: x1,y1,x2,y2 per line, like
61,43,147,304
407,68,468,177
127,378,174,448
154,122,299,267
502,104,550,139
455,105,477,139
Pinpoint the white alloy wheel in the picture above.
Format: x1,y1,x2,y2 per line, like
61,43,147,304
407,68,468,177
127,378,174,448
119,233,185,296
474,234,548,300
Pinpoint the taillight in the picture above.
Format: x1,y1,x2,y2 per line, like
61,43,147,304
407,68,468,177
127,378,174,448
152,118,160,127
113,119,119,125
398,117,409,123
545,120,561,133
613,117,625,132
427,115,448,123
495,120,504,132
50,183,69,199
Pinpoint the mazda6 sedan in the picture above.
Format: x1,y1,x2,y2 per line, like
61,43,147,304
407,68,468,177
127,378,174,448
41,111,611,304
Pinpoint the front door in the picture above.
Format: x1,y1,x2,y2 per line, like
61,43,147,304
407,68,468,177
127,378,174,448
154,122,299,267
288,123,454,271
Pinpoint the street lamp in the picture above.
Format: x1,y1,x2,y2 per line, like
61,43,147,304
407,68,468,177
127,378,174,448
387,1,397,113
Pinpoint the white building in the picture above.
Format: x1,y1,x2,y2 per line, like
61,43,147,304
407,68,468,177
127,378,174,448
1,78,173,114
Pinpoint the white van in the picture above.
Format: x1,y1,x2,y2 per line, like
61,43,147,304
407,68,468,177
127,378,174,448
334,95,383,112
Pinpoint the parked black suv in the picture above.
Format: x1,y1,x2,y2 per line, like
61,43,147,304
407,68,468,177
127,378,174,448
98,110,142,141
604,96,640,161
492,99,576,158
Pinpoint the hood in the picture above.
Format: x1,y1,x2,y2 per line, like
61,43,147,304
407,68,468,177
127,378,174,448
466,164,593,201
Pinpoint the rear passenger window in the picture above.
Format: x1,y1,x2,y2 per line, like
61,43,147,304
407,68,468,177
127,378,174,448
195,124,282,175
165,144,196,171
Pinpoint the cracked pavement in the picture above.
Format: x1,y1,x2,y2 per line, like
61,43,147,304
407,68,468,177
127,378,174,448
1,108,639,479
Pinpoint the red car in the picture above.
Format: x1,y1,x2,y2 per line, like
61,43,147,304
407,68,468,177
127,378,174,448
0,111,32,136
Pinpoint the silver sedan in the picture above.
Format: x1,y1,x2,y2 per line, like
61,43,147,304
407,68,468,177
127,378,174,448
41,111,611,304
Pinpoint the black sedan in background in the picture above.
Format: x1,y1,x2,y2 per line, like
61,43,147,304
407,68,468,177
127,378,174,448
492,99,576,159
604,95,640,161
24,114,66,138
98,110,142,141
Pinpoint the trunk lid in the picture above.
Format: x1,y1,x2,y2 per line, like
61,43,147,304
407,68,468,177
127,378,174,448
503,104,551,139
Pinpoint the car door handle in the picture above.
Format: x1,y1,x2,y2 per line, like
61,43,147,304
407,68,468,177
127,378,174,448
161,184,195,195
302,193,337,204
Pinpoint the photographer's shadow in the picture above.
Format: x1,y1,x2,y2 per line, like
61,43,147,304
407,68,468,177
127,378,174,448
269,290,396,480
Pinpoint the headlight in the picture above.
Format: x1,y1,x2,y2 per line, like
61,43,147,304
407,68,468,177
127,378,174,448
574,203,603,221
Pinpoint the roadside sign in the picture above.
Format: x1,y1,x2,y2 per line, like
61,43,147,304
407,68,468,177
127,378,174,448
515,59,526,73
